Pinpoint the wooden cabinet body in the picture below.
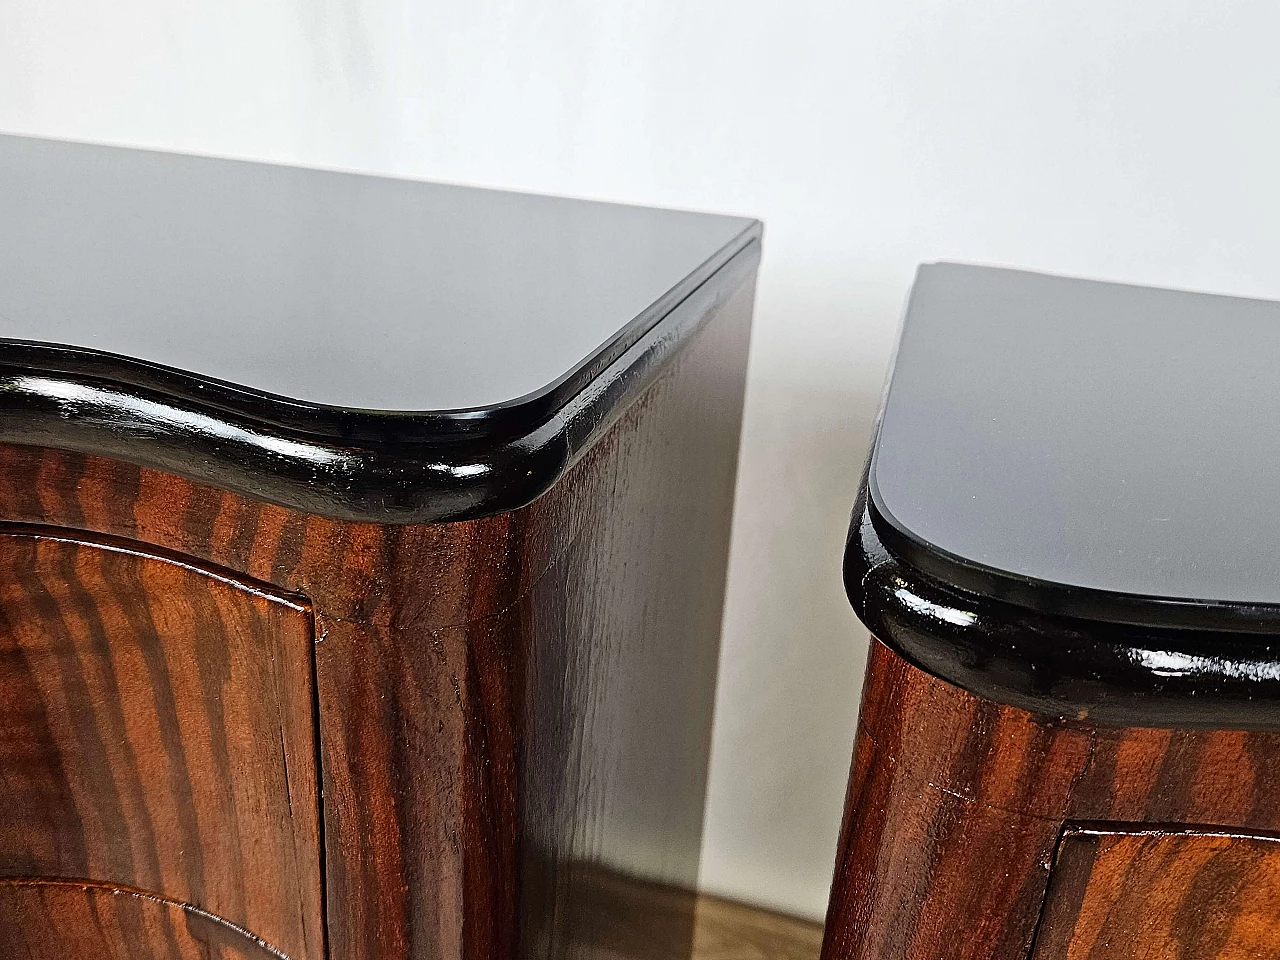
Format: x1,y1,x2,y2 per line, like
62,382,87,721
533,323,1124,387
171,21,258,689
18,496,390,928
0,134,760,960
825,640,1280,960
824,266,1280,960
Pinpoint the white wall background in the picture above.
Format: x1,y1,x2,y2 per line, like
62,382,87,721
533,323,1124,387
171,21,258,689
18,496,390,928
6,0,1280,922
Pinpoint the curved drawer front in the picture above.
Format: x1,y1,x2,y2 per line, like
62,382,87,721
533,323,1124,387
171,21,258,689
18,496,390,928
0,528,321,960
0,880,284,960
1032,826,1280,959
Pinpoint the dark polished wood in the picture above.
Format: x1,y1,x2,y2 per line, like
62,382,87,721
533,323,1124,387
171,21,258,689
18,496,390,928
0,528,322,960
1031,826,1280,959
0,879,283,959
822,640,1280,960
0,265,755,960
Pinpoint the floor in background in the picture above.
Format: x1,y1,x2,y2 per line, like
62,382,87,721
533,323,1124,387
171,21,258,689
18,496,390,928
692,894,824,960
572,864,823,960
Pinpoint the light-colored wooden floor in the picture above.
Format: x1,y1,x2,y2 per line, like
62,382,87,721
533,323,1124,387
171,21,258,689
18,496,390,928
571,864,824,960
692,894,823,960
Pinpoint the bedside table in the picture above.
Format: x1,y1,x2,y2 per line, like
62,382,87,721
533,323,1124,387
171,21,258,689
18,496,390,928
825,264,1280,960
0,134,760,960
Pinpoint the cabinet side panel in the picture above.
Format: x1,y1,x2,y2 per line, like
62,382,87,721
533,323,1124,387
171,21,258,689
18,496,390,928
515,268,756,960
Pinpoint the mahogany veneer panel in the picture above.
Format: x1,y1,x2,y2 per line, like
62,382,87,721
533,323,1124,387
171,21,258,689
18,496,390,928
0,530,322,960
0,879,283,959
821,640,1280,960
1031,827,1280,959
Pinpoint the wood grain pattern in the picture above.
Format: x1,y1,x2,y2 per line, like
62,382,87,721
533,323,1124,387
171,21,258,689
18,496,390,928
1031,827,1280,959
0,879,285,959
0,265,756,960
2,872,826,960
0,529,321,960
822,639,1280,960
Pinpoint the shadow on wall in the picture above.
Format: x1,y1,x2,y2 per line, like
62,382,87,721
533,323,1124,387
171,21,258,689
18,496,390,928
700,342,886,920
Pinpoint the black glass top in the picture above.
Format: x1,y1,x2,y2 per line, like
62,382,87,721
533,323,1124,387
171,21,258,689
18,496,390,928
870,262,1280,617
0,133,755,416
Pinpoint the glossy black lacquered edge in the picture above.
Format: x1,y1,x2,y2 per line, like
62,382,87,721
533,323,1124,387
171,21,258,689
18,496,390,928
0,220,761,446
0,240,759,525
868,469,1280,636
848,467,1280,729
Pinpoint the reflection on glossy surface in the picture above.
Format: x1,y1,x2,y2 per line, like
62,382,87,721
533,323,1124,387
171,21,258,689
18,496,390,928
846,487,1280,727
1127,647,1280,682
